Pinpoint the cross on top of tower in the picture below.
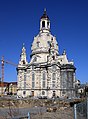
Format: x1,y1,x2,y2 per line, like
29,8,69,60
44,8,46,15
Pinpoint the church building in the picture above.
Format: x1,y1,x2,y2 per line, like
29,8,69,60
17,9,76,98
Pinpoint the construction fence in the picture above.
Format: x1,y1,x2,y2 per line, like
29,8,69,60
74,98,88,119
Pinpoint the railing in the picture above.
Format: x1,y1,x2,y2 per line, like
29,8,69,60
11,112,30,119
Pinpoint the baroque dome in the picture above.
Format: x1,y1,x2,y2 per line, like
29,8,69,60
31,32,58,56
31,9,59,56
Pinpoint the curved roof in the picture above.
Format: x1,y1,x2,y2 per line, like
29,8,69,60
41,9,49,20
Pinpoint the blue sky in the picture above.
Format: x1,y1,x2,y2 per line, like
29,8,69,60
0,0,88,83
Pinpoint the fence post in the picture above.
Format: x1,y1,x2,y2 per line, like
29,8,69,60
28,112,30,119
87,97,88,119
74,104,77,119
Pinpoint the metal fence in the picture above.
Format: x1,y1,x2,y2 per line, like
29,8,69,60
74,98,88,119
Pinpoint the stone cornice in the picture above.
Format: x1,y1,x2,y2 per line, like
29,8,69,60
61,64,76,71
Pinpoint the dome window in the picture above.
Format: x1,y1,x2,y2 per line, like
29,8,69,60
33,57,37,62
42,21,45,28
37,41,40,47
47,41,51,47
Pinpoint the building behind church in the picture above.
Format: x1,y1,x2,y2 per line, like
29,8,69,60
17,10,76,98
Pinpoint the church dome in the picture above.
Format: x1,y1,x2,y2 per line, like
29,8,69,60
31,33,58,56
30,9,59,62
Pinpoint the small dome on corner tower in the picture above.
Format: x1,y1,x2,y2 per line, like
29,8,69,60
41,8,49,20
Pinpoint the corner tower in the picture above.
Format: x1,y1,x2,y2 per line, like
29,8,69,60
18,43,28,65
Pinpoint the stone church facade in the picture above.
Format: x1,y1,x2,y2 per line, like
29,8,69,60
17,10,76,98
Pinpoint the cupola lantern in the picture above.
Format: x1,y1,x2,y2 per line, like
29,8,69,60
40,8,50,33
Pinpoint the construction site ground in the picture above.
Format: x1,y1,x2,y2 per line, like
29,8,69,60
0,96,86,119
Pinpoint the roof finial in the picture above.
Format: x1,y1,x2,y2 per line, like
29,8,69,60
22,43,25,51
62,49,66,55
23,43,25,47
44,8,46,14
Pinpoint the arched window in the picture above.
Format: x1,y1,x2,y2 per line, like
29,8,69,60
24,74,26,89
42,21,45,28
42,91,45,95
37,41,40,47
23,91,26,95
42,72,46,88
52,55,55,60
52,73,56,80
43,72,46,80
47,41,51,47
32,73,35,88
23,60,25,64
33,57,37,62
52,73,56,88
52,91,56,97
47,21,49,28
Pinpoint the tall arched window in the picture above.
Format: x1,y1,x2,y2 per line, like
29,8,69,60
42,21,45,28
52,73,56,88
47,21,49,28
42,72,46,88
24,74,26,89
52,73,56,80
32,73,35,88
